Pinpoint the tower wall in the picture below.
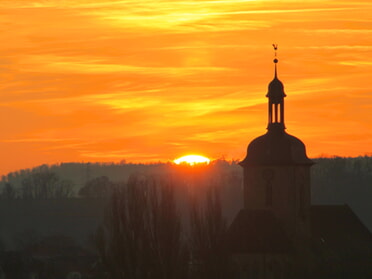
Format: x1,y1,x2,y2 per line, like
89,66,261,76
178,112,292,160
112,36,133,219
243,165,311,239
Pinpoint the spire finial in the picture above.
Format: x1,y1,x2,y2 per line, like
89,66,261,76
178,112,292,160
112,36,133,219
272,44,278,77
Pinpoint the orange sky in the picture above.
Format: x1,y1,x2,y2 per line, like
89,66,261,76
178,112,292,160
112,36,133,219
0,0,372,175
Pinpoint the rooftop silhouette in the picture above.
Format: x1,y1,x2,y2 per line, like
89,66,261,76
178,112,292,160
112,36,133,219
240,46,313,166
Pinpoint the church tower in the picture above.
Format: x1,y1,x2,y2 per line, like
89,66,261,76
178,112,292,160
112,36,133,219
227,48,372,279
239,47,313,241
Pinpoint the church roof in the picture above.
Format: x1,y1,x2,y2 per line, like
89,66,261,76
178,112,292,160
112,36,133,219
240,125,314,166
226,205,372,257
311,204,372,256
225,209,292,254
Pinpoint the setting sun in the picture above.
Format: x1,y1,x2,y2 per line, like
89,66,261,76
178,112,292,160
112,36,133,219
174,155,211,166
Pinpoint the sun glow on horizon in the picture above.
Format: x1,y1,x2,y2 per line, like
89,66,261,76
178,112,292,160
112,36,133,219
174,155,211,166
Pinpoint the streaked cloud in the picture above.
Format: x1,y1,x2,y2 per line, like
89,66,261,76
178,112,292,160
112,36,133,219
0,138,81,143
0,0,371,174
339,61,372,66
19,55,232,75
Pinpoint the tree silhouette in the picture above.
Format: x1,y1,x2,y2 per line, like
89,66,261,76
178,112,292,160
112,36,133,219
1,183,17,199
95,175,188,279
21,171,74,199
79,176,114,198
189,185,231,279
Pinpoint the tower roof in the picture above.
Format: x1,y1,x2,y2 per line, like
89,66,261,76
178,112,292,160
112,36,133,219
240,126,313,166
266,59,286,104
240,47,313,166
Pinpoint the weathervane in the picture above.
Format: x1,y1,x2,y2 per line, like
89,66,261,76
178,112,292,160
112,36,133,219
272,44,278,63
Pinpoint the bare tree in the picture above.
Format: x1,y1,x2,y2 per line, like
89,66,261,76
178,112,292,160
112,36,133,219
21,171,74,199
1,183,17,199
189,185,231,279
95,175,188,279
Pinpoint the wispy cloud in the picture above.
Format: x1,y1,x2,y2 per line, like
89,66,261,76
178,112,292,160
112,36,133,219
0,0,372,174
18,55,232,75
339,61,372,66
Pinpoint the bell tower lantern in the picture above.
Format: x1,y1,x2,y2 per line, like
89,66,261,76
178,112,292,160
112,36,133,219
267,44,286,130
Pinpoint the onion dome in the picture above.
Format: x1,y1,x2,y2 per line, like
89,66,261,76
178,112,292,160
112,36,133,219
266,59,286,104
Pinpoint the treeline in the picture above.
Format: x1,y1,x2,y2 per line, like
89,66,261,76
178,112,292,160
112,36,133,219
0,157,371,228
1,156,371,201
312,156,372,203
0,165,75,199
0,160,242,201
0,162,153,199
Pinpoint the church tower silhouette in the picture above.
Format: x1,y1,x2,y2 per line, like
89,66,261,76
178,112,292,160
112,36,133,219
239,50,313,242
226,47,372,279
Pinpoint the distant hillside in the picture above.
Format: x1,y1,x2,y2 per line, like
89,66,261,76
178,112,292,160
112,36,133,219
1,157,371,231
0,162,181,197
311,156,372,232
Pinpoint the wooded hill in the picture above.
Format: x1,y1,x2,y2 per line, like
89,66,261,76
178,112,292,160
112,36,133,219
1,156,371,231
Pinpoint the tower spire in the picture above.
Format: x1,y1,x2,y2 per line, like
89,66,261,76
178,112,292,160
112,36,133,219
266,44,286,130
272,44,278,78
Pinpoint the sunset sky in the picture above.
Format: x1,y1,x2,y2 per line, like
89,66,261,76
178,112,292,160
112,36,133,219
1,0,371,175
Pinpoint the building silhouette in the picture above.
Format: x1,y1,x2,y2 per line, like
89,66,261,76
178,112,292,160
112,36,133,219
226,55,372,278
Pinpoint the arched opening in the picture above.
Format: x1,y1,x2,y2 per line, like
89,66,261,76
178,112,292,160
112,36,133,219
266,182,272,207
